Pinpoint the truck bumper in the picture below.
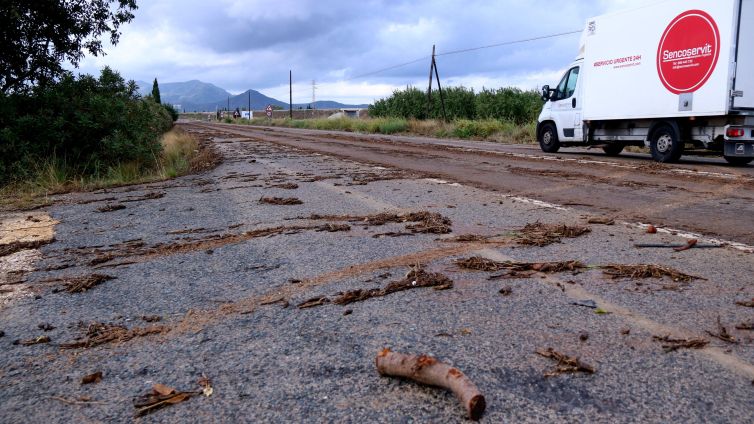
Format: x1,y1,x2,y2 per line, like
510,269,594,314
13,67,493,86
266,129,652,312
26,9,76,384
724,141,754,158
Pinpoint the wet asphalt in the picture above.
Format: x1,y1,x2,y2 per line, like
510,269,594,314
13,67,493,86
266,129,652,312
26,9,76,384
0,124,753,423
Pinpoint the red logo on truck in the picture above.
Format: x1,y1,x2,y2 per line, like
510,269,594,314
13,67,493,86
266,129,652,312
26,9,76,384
657,10,720,94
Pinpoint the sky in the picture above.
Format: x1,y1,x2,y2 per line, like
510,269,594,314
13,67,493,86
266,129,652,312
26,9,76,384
74,0,656,104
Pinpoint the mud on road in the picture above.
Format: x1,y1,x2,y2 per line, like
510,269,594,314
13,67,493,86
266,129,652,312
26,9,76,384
1,122,753,423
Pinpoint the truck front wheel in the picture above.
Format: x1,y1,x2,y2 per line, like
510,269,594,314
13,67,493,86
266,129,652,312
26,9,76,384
724,156,753,166
538,122,560,153
649,125,683,163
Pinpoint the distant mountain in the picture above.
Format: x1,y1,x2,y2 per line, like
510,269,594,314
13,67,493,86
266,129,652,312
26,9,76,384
135,79,368,112
136,80,231,110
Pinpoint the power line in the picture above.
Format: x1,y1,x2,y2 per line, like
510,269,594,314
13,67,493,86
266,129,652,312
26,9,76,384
435,29,582,57
338,29,582,83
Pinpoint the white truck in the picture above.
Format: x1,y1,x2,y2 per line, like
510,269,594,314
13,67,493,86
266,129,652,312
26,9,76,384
537,0,754,165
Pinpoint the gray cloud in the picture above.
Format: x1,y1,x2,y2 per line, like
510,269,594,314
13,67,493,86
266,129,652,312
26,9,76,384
73,0,649,102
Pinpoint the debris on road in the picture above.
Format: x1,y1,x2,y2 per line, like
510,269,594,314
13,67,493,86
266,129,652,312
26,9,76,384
58,274,115,293
13,335,51,346
96,204,126,213
442,234,498,243
133,383,200,417
307,211,452,234
0,239,54,258
515,223,590,246
646,225,658,234
198,375,213,397
332,267,453,306
121,192,165,203
259,196,303,205
315,223,351,233
587,216,615,225
571,300,598,309
535,347,595,377
375,348,486,421
499,287,512,296
297,296,330,309
81,371,103,385
60,322,167,349
37,322,55,332
653,335,709,352
673,239,698,252
707,317,738,344
454,256,587,279
601,264,703,283
735,298,754,308
735,321,754,330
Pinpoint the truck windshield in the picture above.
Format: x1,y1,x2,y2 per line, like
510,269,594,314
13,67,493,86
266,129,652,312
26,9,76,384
555,66,580,100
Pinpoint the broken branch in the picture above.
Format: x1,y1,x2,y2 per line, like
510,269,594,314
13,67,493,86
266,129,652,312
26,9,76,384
375,348,485,420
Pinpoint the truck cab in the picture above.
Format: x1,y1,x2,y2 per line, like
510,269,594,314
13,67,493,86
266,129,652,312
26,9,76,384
537,60,584,151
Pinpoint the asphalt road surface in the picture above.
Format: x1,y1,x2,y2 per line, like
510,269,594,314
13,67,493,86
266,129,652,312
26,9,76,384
1,122,753,423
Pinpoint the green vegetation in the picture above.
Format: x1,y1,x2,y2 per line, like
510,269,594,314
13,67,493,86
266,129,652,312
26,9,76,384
0,128,203,210
1,1,137,94
369,86,543,124
226,116,536,143
152,78,162,104
0,67,173,186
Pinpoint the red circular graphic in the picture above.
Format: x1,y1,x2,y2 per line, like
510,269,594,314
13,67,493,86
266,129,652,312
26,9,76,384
656,10,720,94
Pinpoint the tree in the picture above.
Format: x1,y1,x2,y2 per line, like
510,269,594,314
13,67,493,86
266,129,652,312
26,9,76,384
0,1,137,94
151,78,161,104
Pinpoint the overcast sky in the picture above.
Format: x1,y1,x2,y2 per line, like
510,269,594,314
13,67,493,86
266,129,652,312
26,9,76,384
75,0,654,104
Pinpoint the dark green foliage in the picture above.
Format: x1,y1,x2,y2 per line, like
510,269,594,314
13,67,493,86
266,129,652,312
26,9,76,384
163,104,179,122
0,67,172,184
369,86,543,124
0,1,137,93
152,78,161,104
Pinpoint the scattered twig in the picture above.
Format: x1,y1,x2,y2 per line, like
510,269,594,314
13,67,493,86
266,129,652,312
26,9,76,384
587,216,614,225
259,196,303,205
81,371,103,385
735,321,754,331
96,204,126,213
60,323,167,349
50,396,107,406
297,296,330,309
735,298,754,308
707,317,738,344
13,335,51,346
535,348,595,377
332,267,453,306
133,384,200,417
653,335,709,352
376,348,486,420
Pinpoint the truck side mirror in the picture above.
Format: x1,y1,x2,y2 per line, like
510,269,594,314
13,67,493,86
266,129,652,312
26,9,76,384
541,85,552,102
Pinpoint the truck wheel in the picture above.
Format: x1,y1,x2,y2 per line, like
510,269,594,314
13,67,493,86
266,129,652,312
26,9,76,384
538,123,560,153
724,156,753,166
602,144,624,156
649,125,683,163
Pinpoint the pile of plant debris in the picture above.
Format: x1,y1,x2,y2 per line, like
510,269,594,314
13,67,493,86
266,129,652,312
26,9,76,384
652,335,709,352
455,257,586,279
307,211,452,235
514,223,591,246
298,266,453,309
54,274,115,293
602,264,703,283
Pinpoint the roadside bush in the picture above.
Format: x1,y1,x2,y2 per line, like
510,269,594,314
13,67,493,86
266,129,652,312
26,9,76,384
369,85,543,125
163,104,179,122
0,67,172,185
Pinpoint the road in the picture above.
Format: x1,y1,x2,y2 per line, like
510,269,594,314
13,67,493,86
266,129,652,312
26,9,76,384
200,122,754,246
1,122,753,423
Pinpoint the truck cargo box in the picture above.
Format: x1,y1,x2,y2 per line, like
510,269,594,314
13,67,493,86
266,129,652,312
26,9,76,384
734,0,754,109
582,0,746,121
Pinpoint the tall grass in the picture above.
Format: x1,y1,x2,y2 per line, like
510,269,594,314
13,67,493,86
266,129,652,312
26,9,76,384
0,128,202,210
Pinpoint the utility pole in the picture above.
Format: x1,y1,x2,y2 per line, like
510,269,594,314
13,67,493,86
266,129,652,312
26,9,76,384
227,96,230,112
311,80,317,110
426,45,448,122
248,90,251,120
289,70,293,119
